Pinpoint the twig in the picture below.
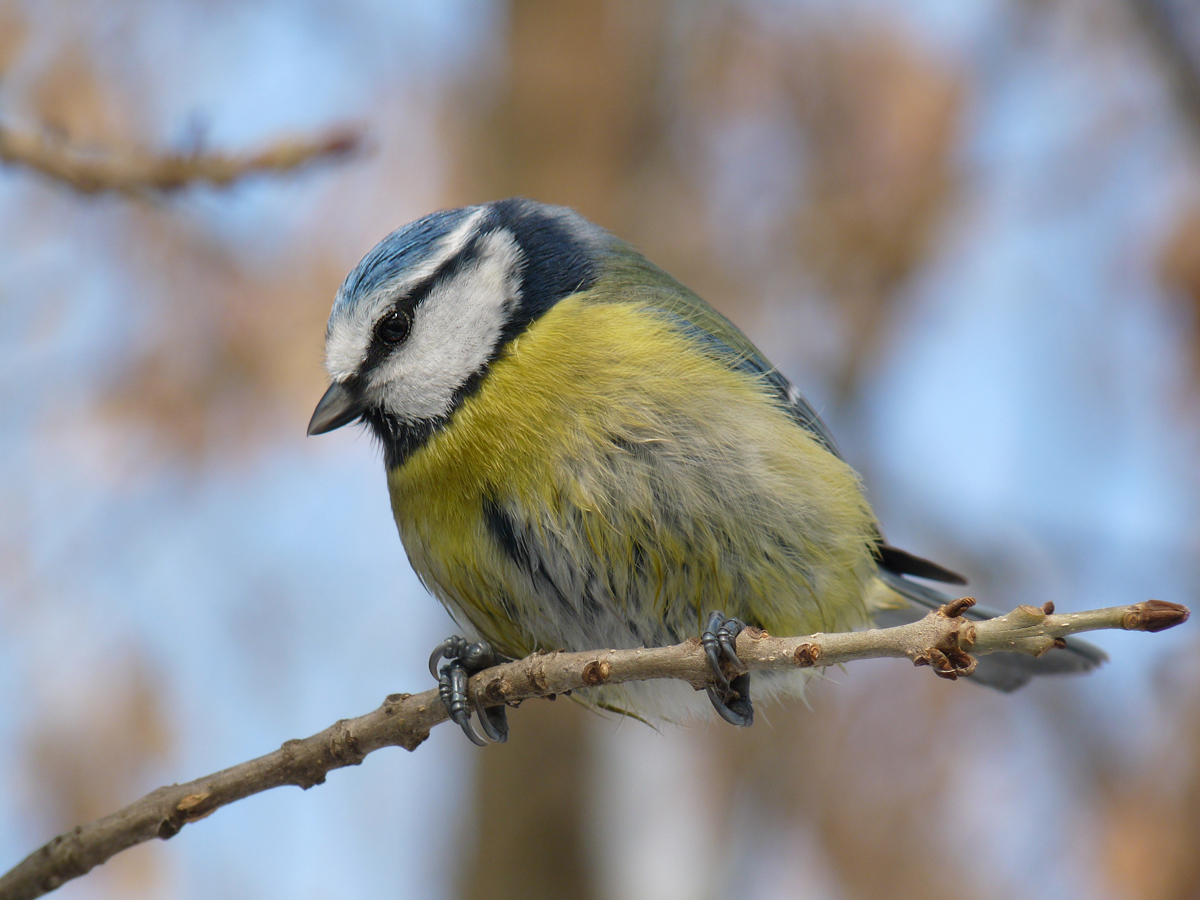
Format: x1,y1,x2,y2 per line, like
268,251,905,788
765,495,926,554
0,119,363,196
0,598,1187,900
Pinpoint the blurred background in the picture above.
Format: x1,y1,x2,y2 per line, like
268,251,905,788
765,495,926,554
1,1,1198,898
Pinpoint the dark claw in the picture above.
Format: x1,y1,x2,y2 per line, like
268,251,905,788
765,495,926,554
457,714,489,746
429,639,453,681
702,611,746,682
429,635,472,680
705,674,754,727
727,673,753,726
706,686,743,725
702,611,730,689
703,639,728,689
706,686,748,726
443,663,487,746
701,611,753,727
473,690,509,743
430,635,509,745
718,630,744,671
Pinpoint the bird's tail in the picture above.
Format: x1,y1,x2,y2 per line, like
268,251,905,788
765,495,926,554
870,569,1108,692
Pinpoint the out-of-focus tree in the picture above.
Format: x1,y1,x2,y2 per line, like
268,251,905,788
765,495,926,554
0,9,365,899
459,701,598,900
22,654,173,898
1091,640,1200,900
0,7,362,462
3,1,1198,898
448,4,669,898
1159,204,1200,388
711,672,1007,900
1125,0,1200,140
445,3,972,899
671,14,962,402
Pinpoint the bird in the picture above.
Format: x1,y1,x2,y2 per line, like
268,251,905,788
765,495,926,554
307,198,1105,744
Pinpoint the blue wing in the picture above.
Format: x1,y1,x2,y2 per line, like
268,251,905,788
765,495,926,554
653,309,844,458
590,244,844,455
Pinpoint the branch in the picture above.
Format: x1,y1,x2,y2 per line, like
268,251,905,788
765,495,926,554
0,119,363,196
0,598,1187,900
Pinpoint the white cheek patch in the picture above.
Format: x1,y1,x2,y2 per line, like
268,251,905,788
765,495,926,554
369,228,524,421
324,207,488,382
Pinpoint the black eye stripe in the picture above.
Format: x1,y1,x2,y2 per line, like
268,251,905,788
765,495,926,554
359,235,485,373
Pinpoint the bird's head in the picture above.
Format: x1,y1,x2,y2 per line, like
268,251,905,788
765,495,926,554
307,198,606,466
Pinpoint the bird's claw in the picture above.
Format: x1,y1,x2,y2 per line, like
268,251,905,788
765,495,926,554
702,611,753,727
430,636,509,745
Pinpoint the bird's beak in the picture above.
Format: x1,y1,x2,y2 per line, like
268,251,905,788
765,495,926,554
307,381,366,435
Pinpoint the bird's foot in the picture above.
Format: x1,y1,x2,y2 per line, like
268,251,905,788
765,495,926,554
702,610,753,727
428,636,510,745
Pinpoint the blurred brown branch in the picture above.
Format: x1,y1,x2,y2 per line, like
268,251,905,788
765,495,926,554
0,118,363,195
0,597,1187,900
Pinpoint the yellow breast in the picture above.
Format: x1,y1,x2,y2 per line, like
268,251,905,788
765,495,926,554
387,295,880,656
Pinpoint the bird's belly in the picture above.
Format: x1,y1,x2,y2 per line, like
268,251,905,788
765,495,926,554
397,496,872,723
393,458,877,662
395,503,705,658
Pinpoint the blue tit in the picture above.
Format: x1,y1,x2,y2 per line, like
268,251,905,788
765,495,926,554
308,198,1104,740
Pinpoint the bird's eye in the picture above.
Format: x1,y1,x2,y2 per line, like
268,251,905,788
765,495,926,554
377,309,412,345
